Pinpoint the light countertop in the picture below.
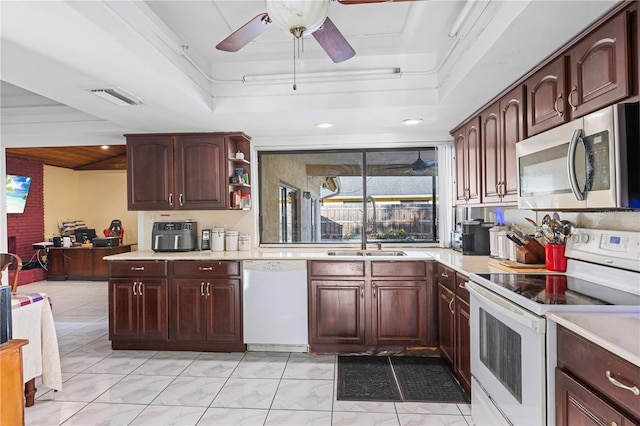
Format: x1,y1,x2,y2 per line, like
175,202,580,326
105,247,638,364
547,312,640,367
104,247,499,276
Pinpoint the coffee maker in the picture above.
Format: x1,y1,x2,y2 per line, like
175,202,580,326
451,219,493,255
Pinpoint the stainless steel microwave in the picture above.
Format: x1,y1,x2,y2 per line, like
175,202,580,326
516,102,639,210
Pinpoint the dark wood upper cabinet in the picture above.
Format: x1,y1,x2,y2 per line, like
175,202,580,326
500,86,525,203
454,117,482,205
175,135,226,210
526,56,568,137
567,11,630,118
481,85,524,204
126,132,251,211
481,102,501,203
127,135,174,210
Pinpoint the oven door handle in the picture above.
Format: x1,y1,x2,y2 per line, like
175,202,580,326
466,281,546,334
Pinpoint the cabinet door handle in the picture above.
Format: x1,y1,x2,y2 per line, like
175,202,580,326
168,193,173,205
200,282,205,296
441,271,449,279
179,193,184,206
554,94,564,117
206,282,210,297
373,285,377,298
130,266,145,271
459,281,467,289
132,281,137,296
138,282,143,296
567,85,578,111
448,297,455,314
360,284,364,298
199,266,213,271
606,370,640,396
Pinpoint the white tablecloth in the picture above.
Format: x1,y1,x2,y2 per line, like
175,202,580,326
11,297,63,391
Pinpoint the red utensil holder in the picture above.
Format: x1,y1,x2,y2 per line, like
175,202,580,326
545,244,567,272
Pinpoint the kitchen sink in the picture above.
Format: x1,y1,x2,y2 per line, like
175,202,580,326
364,251,406,256
326,250,406,256
326,250,364,256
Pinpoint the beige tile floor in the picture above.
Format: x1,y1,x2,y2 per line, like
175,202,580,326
20,280,473,425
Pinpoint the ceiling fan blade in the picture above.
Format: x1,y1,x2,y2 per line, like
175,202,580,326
216,13,272,52
338,0,424,4
312,17,355,63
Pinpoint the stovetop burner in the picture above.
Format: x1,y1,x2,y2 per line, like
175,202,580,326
475,273,617,306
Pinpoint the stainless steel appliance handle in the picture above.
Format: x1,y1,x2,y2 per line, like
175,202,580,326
466,281,545,333
567,128,586,201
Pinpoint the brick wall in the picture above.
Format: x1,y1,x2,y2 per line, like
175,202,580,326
6,157,44,262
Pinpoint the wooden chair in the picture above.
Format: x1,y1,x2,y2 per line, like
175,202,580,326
0,253,22,293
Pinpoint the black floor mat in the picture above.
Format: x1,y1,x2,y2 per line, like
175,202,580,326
390,357,469,403
337,356,469,403
337,356,402,402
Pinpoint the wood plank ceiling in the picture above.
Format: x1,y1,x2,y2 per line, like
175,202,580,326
6,146,126,170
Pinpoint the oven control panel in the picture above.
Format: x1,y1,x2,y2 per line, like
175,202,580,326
566,228,639,272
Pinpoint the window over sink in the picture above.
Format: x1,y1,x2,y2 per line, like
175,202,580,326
258,148,439,245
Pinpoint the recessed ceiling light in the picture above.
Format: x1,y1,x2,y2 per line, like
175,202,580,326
316,122,334,129
402,118,424,126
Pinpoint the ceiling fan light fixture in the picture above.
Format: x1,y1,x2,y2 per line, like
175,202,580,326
265,0,330,36
402,118,424,126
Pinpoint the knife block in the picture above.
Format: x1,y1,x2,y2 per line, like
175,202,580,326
523,238,546,261
516,246,539,264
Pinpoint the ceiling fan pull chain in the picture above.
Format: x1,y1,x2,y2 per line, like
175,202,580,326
292,35,297,90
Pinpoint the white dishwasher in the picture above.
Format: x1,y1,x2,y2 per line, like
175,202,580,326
242,260,308,352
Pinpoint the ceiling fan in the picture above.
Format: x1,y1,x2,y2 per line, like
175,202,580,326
216,0,422,64
376,152,437,175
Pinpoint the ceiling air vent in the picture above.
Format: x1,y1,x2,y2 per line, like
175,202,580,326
90,88,144,106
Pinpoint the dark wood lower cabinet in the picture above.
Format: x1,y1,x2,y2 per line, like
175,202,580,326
109,278,168,341
556,325,640,425
372,281,428,346
308,260,435,354
308,280,366,347
555,368,635,426
454,295,471,395
171,278,242,345
109,260,243,351
438,283,455,364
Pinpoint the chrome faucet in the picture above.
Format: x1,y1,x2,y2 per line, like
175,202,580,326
366,195,377,235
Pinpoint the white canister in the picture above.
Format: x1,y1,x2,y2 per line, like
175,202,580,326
225,230,239,251
489,226,509,258
211,228,225,252
508,238,517,261
497,230,510,260
238,234,251,251
62,236,72,247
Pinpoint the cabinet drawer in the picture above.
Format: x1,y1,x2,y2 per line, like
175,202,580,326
309,261,365,277
172,260,240,277
437,263,455,290
371,261,427,278
557,326,640,420
456,274,470,303
109,261,168,277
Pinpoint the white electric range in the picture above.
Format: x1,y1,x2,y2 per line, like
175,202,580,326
467,228,640,425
